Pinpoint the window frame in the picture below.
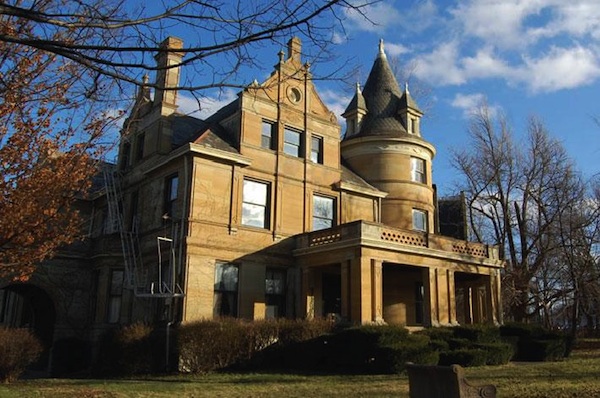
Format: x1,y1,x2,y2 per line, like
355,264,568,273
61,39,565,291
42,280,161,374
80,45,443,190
411,157,426,184
164,173,179,219
310,135,323,164
412,209,428,232
312,194,336,231
241,179,271,229
283,126,303,157
107,270,124,324
135,133,145,162
261,120,276,150
214,262,239,317
265,268,286,318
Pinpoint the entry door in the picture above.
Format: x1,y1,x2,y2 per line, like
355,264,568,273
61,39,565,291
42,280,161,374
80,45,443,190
322,272,341,316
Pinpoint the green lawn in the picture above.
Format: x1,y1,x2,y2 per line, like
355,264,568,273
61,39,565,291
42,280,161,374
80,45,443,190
2,342,599,398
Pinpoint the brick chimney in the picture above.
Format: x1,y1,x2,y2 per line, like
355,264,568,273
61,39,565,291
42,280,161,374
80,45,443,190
154,37,184,115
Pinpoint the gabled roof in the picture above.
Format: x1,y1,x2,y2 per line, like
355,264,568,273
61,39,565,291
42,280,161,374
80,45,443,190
339,163,387,198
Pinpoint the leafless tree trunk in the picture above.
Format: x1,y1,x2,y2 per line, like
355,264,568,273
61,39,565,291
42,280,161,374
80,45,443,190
452,103,599,325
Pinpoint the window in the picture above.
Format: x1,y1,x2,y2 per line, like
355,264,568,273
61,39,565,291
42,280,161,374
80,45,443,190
265,268,286,318
261,120,276,150
107,270,124,323
310,135,323,164
415,282,424,324
128,191,139,232
313,195,335,231
283,127,302,157
411,157,426,184
164,174,179,218
242,179,270,228
214,262,238,317
135,133,145,161
412,209,428,232
120,142,131,170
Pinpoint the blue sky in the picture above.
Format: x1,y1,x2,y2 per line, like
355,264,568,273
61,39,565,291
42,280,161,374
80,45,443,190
176,0,600,196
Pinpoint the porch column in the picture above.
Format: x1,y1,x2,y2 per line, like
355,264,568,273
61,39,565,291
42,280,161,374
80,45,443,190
350,255,372,323
487,270,502,325
423,267,439,327
301,267,314,319
341,261,350,321
448,270,458,325
371,259,383,323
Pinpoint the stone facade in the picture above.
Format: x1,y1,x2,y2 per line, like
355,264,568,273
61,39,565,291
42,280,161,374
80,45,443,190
0,37,504,372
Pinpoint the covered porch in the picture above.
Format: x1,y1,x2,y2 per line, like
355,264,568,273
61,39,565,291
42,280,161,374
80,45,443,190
293,220,503,327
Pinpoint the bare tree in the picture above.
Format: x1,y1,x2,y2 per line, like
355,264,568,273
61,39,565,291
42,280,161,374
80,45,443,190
0,0,373,279
452,104,597,324
0,0,372,95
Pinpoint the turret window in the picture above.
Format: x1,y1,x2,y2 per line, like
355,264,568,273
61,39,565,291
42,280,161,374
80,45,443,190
412,209,428,232
411,157,426,184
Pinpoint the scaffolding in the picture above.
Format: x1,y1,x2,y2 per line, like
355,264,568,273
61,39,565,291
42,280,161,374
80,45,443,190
103,166,184,298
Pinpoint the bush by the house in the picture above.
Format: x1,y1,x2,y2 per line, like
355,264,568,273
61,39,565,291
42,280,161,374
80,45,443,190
177,318,333,373
253,324,438,374
438,348,487,367
93,322,158,376
500,322,569,361
0,328,42,383
419,325,514,366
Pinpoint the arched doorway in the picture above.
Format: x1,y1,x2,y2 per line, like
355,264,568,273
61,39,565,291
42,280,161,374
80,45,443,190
0,284,56,370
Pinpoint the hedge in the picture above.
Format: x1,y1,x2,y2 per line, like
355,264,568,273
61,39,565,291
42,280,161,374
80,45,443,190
0,328,42,383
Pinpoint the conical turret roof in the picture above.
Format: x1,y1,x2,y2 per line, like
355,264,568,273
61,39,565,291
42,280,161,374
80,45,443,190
343,82,367,116
354,40,407,137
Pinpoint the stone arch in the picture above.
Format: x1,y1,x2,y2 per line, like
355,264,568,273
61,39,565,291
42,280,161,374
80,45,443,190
0,283,56,369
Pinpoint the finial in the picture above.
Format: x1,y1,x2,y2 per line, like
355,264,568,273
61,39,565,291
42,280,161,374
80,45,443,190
142,74,149,85
379,39,385,55
405,82,409,94
278,49,285,63
356,82,361,92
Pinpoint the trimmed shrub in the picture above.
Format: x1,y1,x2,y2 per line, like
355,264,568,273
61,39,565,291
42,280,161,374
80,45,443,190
177,318,332,373
474,342,513,365
93,322,159,377
0,328,42,383
439,348,487,367
452,325,501,344
51,338,91,377
276,318,334,345
501,322,569,361
253,324,437,375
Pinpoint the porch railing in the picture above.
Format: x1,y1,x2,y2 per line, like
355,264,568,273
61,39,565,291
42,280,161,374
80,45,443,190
299,220,497,260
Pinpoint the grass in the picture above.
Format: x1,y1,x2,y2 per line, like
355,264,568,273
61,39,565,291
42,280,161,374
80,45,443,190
2,340,599,398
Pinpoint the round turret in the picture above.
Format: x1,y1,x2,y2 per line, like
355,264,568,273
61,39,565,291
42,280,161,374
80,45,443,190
341,40,436,232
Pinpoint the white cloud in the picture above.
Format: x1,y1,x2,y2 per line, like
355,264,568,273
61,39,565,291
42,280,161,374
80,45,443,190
344,2,401,33
450,0,545,49
521,46,600,92
177,89,238,119
450,93,502,119
319,89,352,124
411,41,466,85
461,47,514,80
385,42,410,57
332,31,346,45
529,2,600,40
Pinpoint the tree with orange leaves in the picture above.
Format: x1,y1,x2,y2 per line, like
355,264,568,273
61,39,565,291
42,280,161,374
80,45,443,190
0,14,118,280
